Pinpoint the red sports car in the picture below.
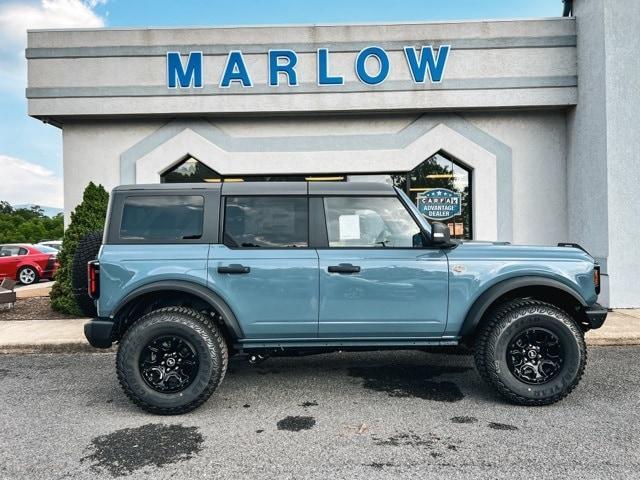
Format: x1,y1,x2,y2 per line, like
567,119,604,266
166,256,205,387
0,244,59,285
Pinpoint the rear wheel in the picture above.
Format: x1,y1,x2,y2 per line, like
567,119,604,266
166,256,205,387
116,306,228,415
18,266,39,285
474,299,586,406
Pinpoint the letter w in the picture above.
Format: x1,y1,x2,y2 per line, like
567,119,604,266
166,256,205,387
404,45,450,84
167,51,203,88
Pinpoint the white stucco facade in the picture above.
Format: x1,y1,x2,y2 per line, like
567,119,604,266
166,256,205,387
26,0,640,307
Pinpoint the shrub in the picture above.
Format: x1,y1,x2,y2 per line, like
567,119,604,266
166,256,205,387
50,183,109,315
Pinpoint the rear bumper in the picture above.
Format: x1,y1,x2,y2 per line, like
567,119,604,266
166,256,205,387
84,318,115,348
585,303,608,329
42,257,59,279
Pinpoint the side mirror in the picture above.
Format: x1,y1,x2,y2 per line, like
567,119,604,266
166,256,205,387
430,222,451,246
412,232,426,247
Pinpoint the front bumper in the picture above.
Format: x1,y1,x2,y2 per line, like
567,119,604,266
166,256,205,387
585,303,608,329
84,318,115,348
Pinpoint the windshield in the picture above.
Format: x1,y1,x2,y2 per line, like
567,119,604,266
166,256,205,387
396,187,432,235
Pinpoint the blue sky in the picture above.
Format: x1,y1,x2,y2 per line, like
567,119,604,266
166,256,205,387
0,0,564,207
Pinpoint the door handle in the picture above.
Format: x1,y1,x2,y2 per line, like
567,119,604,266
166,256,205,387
217,264,250,274
328,263,361,274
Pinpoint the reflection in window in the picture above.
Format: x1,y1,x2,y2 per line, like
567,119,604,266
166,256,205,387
120,195,204,241
324,197,422,248
224,196,308,248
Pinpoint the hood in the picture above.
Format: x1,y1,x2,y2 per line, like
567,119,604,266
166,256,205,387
452,240,595,263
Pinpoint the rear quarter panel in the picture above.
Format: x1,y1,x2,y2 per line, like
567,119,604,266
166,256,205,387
21,250,54,277
97,244,210,317
444,243,597,336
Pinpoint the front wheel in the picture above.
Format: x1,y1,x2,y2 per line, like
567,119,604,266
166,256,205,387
116,307,228,414
474,299,586,406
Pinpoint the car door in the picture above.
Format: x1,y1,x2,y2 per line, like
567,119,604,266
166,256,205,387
208,191,319,340
315,194,449,339
0,246,22,280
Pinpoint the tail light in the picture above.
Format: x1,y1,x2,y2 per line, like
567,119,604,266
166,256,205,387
593,264,601,295
88,260,100,299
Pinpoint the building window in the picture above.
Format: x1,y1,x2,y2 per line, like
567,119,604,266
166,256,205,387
161,157,222,183
161,158,346,184
392,153,472,240
159,153,471,239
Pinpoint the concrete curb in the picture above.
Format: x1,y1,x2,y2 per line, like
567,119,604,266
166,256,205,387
15,281,54,299
0,344,116,354
0,310,639,354
586,338,640,346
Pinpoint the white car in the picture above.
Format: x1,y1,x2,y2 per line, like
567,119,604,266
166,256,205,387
37,240,62,251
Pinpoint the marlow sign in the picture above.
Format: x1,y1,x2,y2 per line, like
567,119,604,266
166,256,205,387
166,46,451,89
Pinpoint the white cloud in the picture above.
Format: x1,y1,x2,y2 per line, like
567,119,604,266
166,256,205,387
0,155,63,208
0,1,106,210
0,0,107,91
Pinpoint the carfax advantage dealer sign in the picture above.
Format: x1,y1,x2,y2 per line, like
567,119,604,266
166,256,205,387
165,45,451,89
417,188,462,221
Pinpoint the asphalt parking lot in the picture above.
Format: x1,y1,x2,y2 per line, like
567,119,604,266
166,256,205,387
1,346,639,479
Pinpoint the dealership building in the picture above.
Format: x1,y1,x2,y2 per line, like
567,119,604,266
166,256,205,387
26,0,639,308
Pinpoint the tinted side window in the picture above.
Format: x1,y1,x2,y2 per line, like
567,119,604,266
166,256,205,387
18,248,28,255
120,195,204,241
224,196,308,248
323,196,422,248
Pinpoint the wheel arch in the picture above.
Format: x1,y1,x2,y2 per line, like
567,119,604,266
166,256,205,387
460,276,589,338
111,280,243,342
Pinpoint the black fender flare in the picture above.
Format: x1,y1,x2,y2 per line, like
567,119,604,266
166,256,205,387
112,280,244,339
459,276,588,337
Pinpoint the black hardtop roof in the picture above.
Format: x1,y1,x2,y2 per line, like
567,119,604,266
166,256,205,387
113,181,397,196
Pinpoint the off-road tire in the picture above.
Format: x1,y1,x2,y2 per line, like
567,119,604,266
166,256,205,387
474,299,586,406
71,231,103,317
116,306,229,415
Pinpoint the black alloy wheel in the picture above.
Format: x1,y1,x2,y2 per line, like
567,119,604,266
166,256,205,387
506,328,564,385
139,335,200,393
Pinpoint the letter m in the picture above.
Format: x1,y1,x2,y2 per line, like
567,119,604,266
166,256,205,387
167,51,203,88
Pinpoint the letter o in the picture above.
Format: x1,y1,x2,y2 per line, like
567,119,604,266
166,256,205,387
355,46,390,85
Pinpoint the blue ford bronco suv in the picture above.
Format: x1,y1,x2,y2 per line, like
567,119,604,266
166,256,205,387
79,181,607,414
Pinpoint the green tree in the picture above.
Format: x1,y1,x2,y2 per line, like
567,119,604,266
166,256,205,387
0,205,63,243
50,183,109,315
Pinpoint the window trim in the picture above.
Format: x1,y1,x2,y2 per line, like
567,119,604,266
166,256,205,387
219,195,311,250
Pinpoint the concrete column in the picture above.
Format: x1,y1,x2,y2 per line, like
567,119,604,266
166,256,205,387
570,0,640,307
